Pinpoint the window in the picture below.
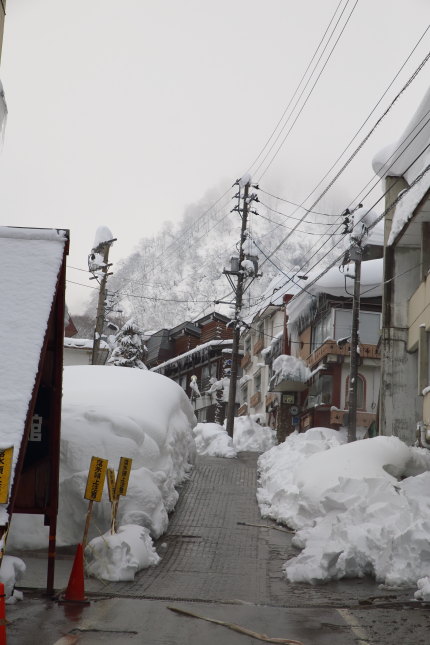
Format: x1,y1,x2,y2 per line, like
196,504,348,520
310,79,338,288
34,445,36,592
241,381,249,404
254,371,262,393
334,310,381,345
201,364,211,389
307,374,333,407
257,322,264,342
244,334,251,355
345,374,366,410
312,313,332,348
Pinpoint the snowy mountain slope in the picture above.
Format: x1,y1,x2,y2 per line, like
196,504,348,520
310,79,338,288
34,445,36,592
81,186,349,332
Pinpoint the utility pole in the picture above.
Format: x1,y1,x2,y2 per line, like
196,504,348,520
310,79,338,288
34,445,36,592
346,232,363,443
89,236,116,365
225,180,250,437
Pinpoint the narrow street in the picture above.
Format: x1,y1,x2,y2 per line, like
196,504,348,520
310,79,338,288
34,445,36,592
7,453,430,644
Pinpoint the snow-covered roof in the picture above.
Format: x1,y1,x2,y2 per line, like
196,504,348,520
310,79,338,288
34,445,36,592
0,227,67,525
151,339,233,372
64,337,109,350
287,258,383,332
373,86,430,186
387,171,430,245
242,272,300,325
372,85,430,246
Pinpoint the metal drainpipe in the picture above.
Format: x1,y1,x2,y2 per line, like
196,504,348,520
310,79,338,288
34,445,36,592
417,422,430,449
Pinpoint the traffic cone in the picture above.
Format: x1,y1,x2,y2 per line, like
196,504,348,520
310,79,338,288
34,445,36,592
58,544,89,606
0,582,6,645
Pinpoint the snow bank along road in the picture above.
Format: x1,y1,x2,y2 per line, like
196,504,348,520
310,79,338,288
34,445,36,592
8,453,430,644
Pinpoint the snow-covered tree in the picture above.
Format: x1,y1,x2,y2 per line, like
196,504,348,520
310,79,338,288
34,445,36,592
108,319,147,369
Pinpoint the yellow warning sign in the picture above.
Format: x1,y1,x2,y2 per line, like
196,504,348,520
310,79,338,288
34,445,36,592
114,457,132,498
0,447,13,504
106,467,117,502
84,456,108,502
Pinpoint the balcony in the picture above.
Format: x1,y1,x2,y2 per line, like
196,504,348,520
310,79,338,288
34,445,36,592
238,403,248,416
307,341,380,369
253,338,265,355
250,391,261,408
241,352,251,369
330,408,376,428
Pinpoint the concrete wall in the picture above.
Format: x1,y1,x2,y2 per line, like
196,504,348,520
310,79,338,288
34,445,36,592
380,177,422,443
64,346,109,366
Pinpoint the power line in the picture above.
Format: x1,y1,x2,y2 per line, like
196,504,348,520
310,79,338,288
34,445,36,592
255,40,430,274
256,0,359,180
247,0,346,172
258,190,332,216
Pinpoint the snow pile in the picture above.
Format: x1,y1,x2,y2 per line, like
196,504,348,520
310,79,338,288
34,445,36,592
0,555,25,604
85,525,160,581
8,366,196,551
257,430,430,592
270,354,311,389
415,577,430,601
193,423,237,458
232,415,277,453
257,428,345,527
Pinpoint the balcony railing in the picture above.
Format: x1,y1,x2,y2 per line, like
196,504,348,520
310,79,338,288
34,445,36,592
241,352,252,369
330,408,376,428
238,403,248,416
307,341,380,369
250,391,261,408
253,338,265,355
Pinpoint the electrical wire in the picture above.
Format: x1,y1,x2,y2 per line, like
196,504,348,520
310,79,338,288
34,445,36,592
256,0,359,180
254,30,430,271
247,0,346,173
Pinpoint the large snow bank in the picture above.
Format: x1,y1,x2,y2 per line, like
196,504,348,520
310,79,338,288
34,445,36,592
257,430,430,592
8,366,196,550
193,423,237,458
232,415,277,453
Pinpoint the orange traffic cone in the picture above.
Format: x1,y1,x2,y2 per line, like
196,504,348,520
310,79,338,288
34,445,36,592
0,582,6,645
58,544,89,606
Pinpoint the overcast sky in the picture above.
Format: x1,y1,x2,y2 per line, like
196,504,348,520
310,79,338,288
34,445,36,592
1,0,429,313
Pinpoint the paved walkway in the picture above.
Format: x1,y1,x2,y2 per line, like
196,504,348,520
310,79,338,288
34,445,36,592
8,453,427,644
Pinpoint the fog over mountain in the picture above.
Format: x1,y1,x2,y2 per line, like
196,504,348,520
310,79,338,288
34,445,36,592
80,184,349,335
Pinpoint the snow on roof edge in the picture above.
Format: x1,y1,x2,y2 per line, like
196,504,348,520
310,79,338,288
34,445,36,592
0,227,67,242
151,339,233,372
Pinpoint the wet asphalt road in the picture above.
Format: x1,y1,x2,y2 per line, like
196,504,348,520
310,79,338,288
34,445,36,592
6,453,430,644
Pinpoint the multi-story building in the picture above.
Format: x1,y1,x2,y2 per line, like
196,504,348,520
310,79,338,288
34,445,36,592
239,253,383,440
147,312,238,423
373,86,430,445
286,258,383,434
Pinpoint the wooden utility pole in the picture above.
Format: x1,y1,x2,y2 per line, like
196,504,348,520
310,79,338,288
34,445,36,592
347,243,362,443
225,181,250,437
90,239,115,365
